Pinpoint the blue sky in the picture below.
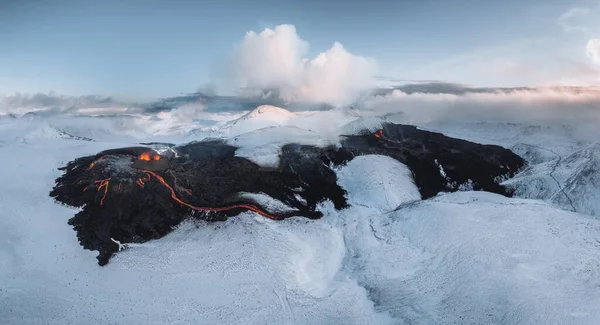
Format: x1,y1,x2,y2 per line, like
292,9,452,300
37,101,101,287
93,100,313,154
1,0,599,100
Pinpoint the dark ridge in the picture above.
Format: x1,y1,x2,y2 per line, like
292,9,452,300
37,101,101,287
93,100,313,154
341,123,525,198
279,144,351,210
176,139,238,159
50,123,524,265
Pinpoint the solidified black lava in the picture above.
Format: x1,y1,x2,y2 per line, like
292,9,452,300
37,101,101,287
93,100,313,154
50,123,525,265
341,124,525,198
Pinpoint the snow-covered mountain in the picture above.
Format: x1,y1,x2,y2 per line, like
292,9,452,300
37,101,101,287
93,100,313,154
2,103,600,324
222,104,296,135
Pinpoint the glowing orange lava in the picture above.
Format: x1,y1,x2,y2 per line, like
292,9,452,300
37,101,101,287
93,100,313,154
138,152,152,161
138,152,161,161
86,161,282,219
141,170,282,220
136,173,152,188
374,129,384,138
94,178,111,205
88,156,106,170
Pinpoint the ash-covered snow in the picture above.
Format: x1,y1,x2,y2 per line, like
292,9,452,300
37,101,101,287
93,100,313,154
2,104,600,324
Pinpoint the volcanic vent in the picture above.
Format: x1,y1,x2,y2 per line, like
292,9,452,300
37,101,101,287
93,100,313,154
50,123,525,265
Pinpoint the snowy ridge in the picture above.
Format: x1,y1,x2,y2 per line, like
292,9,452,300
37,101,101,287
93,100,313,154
238,104,295,121
506,142,600,216
222,105,296,136
419,121,600,217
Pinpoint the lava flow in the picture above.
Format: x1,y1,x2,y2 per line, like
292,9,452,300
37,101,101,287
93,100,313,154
140,170,284,220
94,178,111,206
136,172,152,188
83,152,287,220
374,129,384,138
130,151,286,220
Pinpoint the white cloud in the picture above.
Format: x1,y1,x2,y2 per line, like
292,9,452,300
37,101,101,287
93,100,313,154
169,102,207,121
586,39,600,65
227,24,377,107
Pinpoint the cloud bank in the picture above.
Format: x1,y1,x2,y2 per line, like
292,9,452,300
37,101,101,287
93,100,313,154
0,92,128,116
361,87,600,140
226,24,377,107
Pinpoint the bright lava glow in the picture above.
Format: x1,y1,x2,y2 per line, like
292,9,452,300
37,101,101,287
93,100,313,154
142,170,282,220
138,152,161,161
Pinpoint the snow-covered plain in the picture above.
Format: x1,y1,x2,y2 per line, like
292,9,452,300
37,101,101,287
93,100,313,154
1,102,600,324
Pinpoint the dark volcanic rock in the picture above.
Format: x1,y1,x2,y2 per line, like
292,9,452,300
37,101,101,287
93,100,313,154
342,123,525,198
50,143,340,265
50,123,524,265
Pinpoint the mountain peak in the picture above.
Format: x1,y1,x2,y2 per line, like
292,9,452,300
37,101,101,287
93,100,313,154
242,105,294,120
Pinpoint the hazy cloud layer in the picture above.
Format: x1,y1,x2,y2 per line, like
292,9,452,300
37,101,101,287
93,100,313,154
226,24,377,107
361,87,600,139
0,93,127,116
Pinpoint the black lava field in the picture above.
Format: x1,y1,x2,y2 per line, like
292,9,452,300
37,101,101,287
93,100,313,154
50,123,525,265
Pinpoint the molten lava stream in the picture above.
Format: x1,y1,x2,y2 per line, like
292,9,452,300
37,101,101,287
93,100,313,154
94,178,111,206
141,170,283,220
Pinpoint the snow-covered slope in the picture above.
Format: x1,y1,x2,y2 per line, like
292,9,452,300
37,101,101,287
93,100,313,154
336,155,420,210
506,142,600,216
228,126,330,167
223,105,296,136
338,191,600,324
2,108,600,324
186,105,361,145
2,146,599,324
0,113,18,122
414,121,600,216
